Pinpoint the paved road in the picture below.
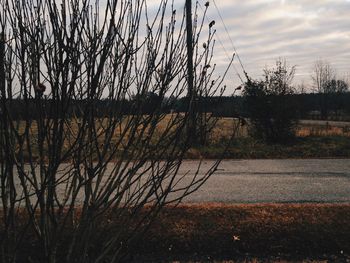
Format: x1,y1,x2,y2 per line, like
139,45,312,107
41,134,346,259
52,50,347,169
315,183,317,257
180,159,350,203
10,159,350,204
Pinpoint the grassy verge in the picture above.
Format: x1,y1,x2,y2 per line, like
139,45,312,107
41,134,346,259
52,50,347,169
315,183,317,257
190,136,350,159
2,204,349,262
132,203,350,262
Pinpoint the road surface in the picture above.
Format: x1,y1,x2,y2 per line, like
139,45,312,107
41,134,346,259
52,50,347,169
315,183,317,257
9,159,350,204
180,159,350,203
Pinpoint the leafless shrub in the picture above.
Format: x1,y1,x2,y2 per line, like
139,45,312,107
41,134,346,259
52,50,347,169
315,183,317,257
0,0,233,262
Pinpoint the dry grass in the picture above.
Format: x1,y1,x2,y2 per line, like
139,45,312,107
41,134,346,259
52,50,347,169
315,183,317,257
296,125,350,137
7,116,350,161
132,203,350,262
210,118,248,142
212,118,350,140
4,204,350,262
11,116,350,142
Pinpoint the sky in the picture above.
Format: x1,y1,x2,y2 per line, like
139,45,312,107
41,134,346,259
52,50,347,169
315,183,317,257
26,0,350,96
197,0,350,94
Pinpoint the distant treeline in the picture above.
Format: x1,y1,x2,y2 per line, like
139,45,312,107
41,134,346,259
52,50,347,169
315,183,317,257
176,93,350,120
3,92,350,120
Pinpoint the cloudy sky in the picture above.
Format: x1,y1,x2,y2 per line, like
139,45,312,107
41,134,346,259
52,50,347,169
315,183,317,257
199,0,350,93
100,0,349,94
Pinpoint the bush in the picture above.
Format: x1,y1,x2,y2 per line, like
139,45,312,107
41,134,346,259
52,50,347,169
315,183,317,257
243,59,298,143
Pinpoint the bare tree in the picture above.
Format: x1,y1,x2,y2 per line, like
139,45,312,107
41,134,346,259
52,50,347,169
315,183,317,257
324,78,349,117
311,59,336,119
0,0,232,262
345,73,350,88
312,59,350,119
264,58,296,95
312,60,335,93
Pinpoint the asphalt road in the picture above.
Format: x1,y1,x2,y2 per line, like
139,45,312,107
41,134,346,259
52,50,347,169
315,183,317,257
180,159,350,203
10,159,350,204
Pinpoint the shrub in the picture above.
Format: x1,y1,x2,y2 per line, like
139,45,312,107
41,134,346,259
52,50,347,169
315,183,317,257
243,59,298,143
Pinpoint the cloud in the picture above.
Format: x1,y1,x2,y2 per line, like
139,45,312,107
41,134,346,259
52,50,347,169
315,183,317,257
200,0,350,92
98,0,349,93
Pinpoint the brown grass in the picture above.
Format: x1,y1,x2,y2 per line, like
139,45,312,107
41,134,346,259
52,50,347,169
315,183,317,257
212,118,350,139
2,204,350,262
7,116,350,161
132,203,350,262
11,116,350,141
296,125,350,137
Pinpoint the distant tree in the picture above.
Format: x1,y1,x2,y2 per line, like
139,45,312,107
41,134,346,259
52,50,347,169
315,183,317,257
311,60,336,119
131,91,161,114
324,79,349,94
161,95,177,113
243,59,298,143
311,59,350,119
312,60,335,93
296,81,308,94
323,79,349,116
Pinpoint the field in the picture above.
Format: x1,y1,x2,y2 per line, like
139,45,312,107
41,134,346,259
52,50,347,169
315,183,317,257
191,118,350,159
211,118,350,140
6,116,350,161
